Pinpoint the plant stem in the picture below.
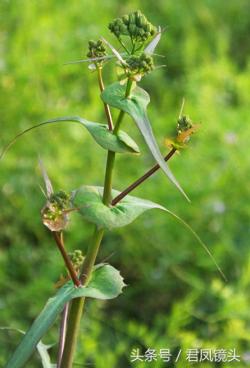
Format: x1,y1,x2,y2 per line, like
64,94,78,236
113,78,133,134
102,151,116,205
53,232,81,287
97,67,113,131
60,227,104,368
112,148,177,205
60,76,133,368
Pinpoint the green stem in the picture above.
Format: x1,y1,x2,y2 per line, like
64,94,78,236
60,228,104,368
113,78,133,134
102,150,116,205
60,78,133,368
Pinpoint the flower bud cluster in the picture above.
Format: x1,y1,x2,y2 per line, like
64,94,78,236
109,11,156,42
177,116,193,134
165,115,199,151
126,53,154,77
69,250,84,271
86,39,106,64
42,190,70,232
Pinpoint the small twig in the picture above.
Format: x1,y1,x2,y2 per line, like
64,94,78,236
53,232,81,287
57,303,69,368
112,148,177,205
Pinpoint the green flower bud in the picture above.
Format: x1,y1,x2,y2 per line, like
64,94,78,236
126,52,154,77
122,15,129,25
86,39,107,66
109,11,157,45
69,250,85,271
177,116,193,133
129,13,136,24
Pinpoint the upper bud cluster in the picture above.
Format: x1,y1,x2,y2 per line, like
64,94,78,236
86,39,106,66
109,11,156,42
126,53,154,78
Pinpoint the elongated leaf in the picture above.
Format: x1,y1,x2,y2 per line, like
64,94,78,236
0,116,139,160
5,264,125,368
73,186,225,280
144,26,162,55
101,83,189,201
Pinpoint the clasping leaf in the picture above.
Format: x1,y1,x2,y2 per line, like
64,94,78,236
101,83,189,200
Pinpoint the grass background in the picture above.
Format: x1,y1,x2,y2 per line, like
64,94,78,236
0,0,249,367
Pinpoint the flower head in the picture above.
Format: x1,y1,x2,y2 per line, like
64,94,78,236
109,11,157,44
86,39,107,67
41,190,71,232
165,115,200,151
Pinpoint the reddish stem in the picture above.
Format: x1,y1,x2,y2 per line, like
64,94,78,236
112,148,177,206
53,232,81,287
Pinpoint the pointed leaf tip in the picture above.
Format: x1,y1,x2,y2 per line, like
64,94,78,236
0,116,140,159
73,185,225,281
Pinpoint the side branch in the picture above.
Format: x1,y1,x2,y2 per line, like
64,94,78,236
53,232,81,287
112,148,177,205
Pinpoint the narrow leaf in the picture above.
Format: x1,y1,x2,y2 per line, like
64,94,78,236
144,26,162,55
73,186,225,280
101,37,127,65
0,117,140,160
5,264,125,368
101,83,189,201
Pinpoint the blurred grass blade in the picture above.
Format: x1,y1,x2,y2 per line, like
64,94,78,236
5,264,125,368
0,327,54,368
101,82,189,201
73,185,225,281
0,116,140,159
64,54,115,65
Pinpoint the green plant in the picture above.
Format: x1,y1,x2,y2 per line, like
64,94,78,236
1,10,225,368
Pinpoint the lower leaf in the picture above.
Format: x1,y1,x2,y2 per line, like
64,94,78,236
73,186,225,280
5,264,125,368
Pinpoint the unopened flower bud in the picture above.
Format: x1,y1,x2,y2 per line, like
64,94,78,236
69,250,85,271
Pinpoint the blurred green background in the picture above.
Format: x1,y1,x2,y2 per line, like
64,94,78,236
0,0,250,367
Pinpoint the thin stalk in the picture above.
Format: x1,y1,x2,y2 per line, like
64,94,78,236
112,148,177,206
60,77,133,368
53,232,81,287
118,38,130,54
57,303,69,368
97,67,113,131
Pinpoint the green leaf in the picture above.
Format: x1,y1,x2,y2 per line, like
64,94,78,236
101,83,189,201
73,185,165,229
5,264,125,368
73,186,226,281
0,116,140,160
